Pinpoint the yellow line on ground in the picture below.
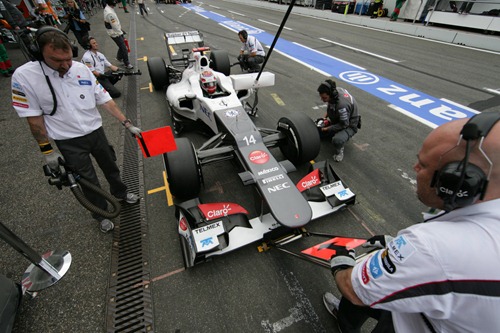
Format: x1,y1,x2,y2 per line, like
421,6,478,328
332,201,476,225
270,93,285,106
137,56,148,61
163,170,173,206
149,83,153,92
136,37,144,41
146,171,173,206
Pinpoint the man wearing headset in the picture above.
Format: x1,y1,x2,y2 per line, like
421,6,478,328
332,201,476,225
81,36,121,98
323,114,500,332
10,28,142,233
237,29,265,73
317,79,360,162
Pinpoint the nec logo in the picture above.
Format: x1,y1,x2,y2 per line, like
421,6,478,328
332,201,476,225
267,182,290,193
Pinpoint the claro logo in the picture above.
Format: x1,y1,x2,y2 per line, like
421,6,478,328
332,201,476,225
249,150,269,164
440,187,469,197
301,176,319,189
206,204,231,218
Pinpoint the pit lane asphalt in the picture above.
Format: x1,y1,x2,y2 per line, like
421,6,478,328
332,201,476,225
1,1,499,332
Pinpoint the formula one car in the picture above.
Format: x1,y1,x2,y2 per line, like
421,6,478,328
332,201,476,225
147,31,356,268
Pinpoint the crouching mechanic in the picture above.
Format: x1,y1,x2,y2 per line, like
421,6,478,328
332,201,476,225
324,114,500,332
317,79,360,162
237,29,265,73
81,36,121,98
11,27,142,233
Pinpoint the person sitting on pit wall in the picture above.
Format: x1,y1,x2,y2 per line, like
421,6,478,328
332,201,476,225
81,35,122,98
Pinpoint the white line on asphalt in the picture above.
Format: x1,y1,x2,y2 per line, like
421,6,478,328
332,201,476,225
485,88,500,95
258,19,293,30
228,10,246,16
294,42,366,70
320,37,400,63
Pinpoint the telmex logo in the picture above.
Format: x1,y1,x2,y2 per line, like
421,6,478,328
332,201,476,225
249,150,269,164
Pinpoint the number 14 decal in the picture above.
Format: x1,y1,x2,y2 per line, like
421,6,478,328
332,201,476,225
242,135,256,146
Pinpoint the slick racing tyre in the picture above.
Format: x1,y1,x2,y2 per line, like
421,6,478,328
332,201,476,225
163,138,201,200
278,112,320,164
210,50,231,76
147,57,169,91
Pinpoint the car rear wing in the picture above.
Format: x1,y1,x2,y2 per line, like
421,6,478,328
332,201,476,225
164,31,205,69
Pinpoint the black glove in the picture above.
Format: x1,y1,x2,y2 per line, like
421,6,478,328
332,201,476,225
362,235,394,250
330,247,356,278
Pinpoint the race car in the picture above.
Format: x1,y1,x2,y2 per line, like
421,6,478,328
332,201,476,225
147,31,356,268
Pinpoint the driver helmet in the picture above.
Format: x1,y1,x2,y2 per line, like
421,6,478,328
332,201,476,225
200,70,217,94
315,118,331,128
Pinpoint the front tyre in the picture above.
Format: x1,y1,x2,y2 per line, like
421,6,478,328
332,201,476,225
278,112,320,164
163,138,201,200
147,57,169,91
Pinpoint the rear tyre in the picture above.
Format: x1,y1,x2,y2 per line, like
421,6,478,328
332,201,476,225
147,57,169,91
210,50,231,76
278,112,320,165
163,138,201,200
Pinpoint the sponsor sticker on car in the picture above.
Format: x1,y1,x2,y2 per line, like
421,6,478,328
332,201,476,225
192,221,225,251
320,181,355,200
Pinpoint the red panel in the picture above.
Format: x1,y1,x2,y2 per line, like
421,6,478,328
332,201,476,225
136,126,177,158
296,168,321,192
301,237,366,261
198,203,249,221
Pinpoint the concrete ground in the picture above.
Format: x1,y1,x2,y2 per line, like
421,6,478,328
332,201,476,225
0,1,498,332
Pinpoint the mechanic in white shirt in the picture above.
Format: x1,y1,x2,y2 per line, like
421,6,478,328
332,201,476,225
81,36,121,98
237,29,265,73
11,27,141,233
324,113,500,332
104,0,132,69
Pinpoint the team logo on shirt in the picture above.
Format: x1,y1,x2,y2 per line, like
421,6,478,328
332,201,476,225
12,95,28,103
361,261,370,284
78,80,92,86
381,249,396,274
12,82,23,90
368,251,383,279
388,235,416,263
12,89,26,97
12,102,29,108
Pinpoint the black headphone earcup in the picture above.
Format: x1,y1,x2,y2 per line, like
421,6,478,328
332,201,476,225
434,161,486,210
28,44,42,61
